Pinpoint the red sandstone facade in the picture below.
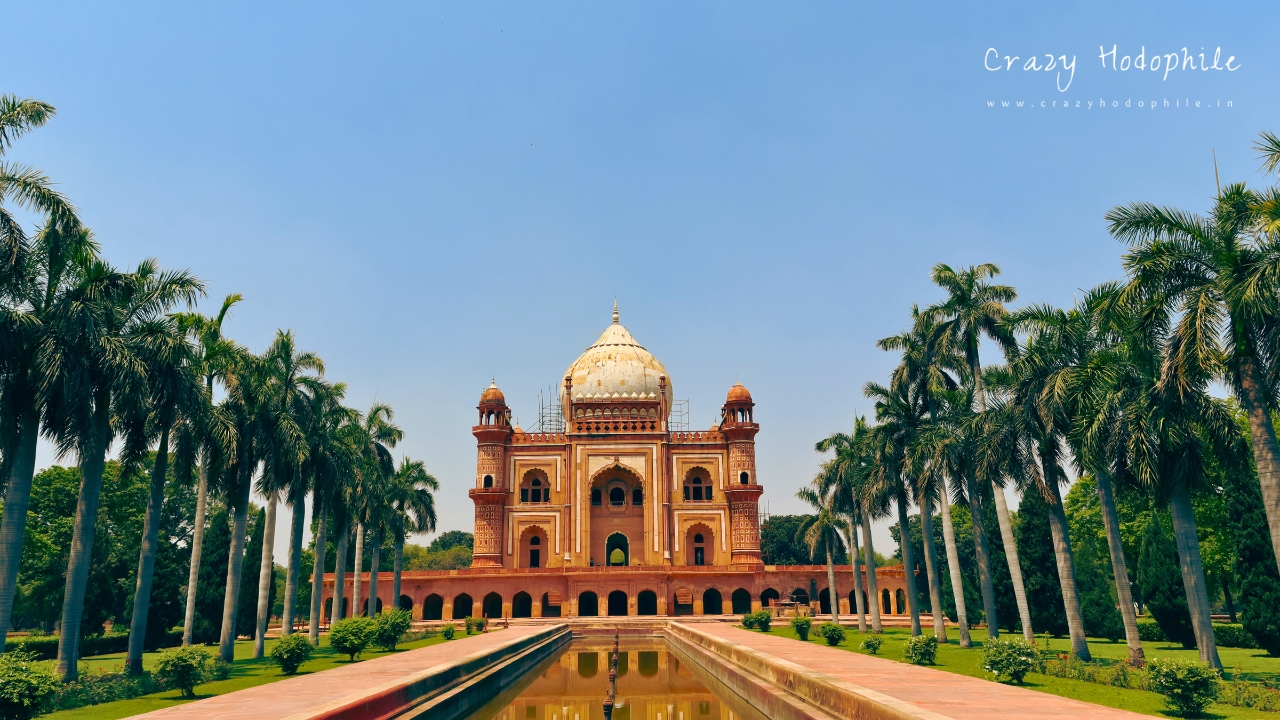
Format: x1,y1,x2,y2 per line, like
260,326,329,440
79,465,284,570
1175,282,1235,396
321,308,910,620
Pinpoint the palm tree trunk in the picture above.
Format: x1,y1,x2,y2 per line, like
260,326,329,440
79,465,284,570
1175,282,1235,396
991,480,1034,641
1095,470,1143,665
368,530,381,617
309,499,328,644
0,411,39,652
848,520,867,633
860,504,883,633
218,467,253,663
1043,477,1091,660
1236,354,1280,579
964,473,999,638
281,485,306,636
253,492,277,658
1169,486,1222,669
917,490,947,641
895,488,922,635
937,474,972,647
55,394,111,681
824,537,840,625
392,536,404,615
126,424,171,674
182,459,209,646
332,520,348,623
351,522,364,618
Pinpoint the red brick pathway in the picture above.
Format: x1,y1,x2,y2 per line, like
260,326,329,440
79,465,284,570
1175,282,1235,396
696,624,1151,719
132,626,547,720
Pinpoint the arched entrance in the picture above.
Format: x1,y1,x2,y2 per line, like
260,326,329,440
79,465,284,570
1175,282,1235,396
895,589,907,615
482,592,503,619
881,588,891,615
423,594,443,620
541,592,562,618
790,587,809,605
589,466,645,567
519,526,550,569
578,591,599,616
703,588,723,615
760,588,780,607
637,590,658,615
453,593,473,619
731,588,752,614
819,588,832,614
608,590,628,616
685,524,714,566
399,595,413,611
362,598,382,615
512,591,533,618
606,533,629,566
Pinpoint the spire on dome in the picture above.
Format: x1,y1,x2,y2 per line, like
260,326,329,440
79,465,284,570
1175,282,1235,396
612,298,619,324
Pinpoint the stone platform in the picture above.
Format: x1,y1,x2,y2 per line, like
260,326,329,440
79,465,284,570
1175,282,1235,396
687,623,1150,719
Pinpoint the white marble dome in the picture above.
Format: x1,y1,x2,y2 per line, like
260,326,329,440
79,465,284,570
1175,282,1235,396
561,304,672,411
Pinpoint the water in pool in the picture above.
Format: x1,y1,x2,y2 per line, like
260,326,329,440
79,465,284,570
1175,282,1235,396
459,638,769,720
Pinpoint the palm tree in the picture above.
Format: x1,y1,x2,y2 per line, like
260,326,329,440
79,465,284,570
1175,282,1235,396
925,263,1028,639
387,457,438,613
350,402,402,616
1108,180,1280,579
304,385,358,642
0,95,85,652
175,294,242,646
217,350,267,663
41,258,203,680
862,381,924,635
816,428,867,632
123,314,206,673
797,480,843,625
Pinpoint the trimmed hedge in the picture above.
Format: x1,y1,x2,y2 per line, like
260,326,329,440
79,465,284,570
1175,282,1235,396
6,629,182,661
1135,618,1166,642
1212,623,1258,649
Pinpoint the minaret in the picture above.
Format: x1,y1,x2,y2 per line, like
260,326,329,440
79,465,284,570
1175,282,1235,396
470,381,511,569
721,383,764,567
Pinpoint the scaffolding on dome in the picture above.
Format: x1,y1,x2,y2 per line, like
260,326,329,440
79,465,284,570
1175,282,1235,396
533,385,564,433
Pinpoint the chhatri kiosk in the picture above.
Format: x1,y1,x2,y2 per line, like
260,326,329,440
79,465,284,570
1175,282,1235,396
322,306,910,620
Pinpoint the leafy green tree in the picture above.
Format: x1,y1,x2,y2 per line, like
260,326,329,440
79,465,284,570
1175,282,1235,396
428,530,474,553
797,481,843,624
1219,427,1280,655
387,457,438,616
1138,515,1196,648
1074,532,1124,642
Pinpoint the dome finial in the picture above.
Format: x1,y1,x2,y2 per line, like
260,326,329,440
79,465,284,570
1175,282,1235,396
612,298,619,324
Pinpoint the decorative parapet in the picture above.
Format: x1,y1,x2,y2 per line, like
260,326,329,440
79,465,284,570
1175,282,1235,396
669,430,725,444
510,432,568,444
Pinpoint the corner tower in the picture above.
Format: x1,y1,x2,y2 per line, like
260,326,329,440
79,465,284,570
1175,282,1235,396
470,381,511,569
721,382,764,567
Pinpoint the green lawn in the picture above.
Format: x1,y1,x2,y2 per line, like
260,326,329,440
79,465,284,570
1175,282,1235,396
755,625,1280,720
43,633,450,720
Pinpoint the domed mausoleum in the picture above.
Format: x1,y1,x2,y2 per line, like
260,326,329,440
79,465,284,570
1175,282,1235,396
321,305,911,621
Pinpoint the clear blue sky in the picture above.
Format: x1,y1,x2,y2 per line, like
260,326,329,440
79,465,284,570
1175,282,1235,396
8,2,1277,556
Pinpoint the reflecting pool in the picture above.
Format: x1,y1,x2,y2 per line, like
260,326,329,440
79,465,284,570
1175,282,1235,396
455,638,768,720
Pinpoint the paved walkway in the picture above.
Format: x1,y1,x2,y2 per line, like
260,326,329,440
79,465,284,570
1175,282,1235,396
132,626,547,720
695,624,1150,719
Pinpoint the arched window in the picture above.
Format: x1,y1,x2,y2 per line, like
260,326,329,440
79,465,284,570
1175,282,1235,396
683,474,713,502
591,488,602,506
520,472,550,503
530,536,540,545
740,471,749,485
609,487,626,506
632,487,643,506
482,474,493,488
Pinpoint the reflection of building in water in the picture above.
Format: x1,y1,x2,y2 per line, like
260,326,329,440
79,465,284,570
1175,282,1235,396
473,642,756,720
321,306,910,621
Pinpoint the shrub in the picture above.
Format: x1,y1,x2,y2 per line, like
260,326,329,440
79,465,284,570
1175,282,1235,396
154,645,212,698
441,624,456,640
817,622,846,647
329,617,375,661
902,634,938,665
1136,618,1167,642
741,613,756,630
790,616,812,640
270,634,315,675
753,611,772,632
982,636,1040,684
1224,670,1280,712
860,635,882,654
1146,657,1220,715
373,610,413,651
464,616,487,634
0,650,60,720
1211,623,1257,649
